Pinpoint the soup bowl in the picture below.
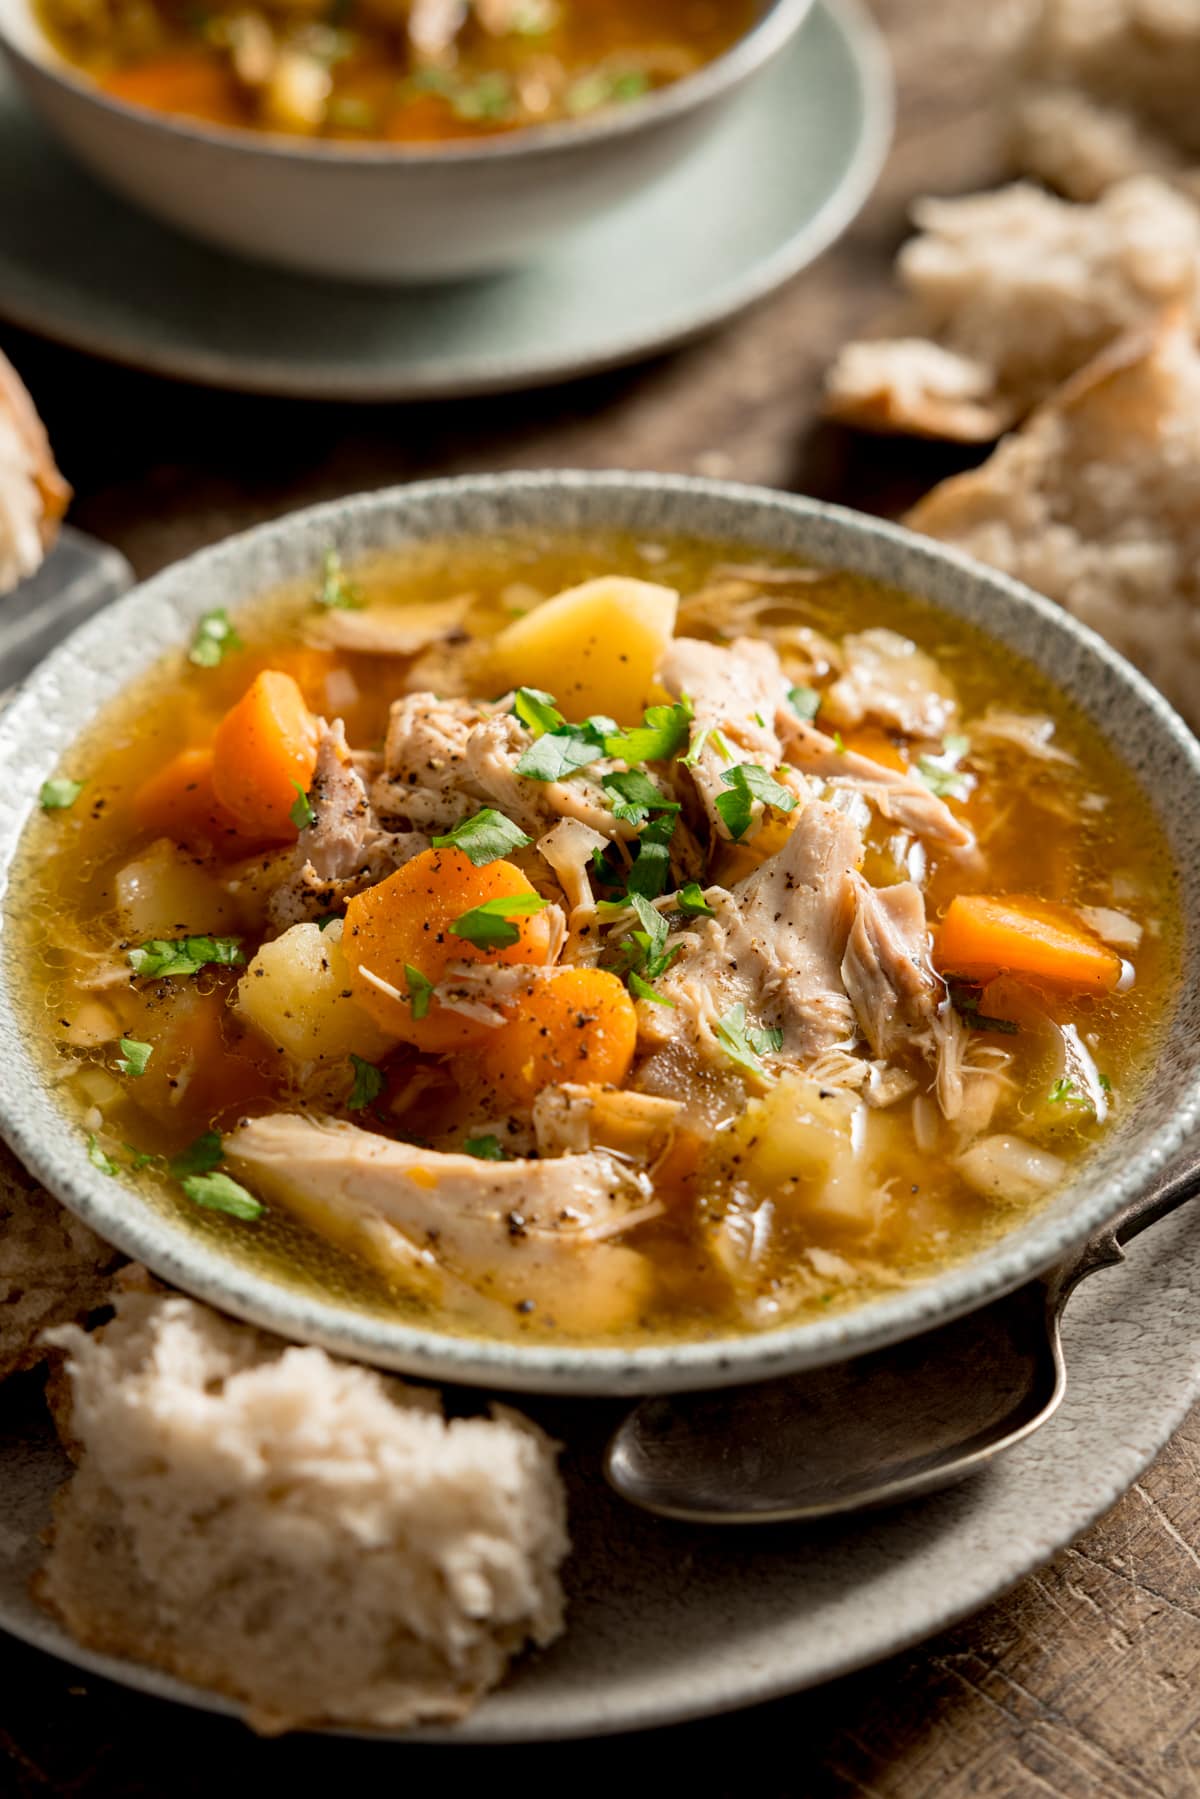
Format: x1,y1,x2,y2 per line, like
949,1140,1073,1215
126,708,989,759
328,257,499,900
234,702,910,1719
1,472,1198,1395
0,0,814,283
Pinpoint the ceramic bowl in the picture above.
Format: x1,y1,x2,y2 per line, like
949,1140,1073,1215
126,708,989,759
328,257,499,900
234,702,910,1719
1,472,1198,1395
0,0,814,284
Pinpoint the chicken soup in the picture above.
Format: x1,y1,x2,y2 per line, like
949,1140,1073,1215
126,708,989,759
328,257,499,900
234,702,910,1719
11,533,1178,1344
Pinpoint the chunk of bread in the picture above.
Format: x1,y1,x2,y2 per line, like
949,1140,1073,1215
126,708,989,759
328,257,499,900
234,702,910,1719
38,1290,569,1734
824,178,1200,440
0,1140,121,1381
1015,0,1200,200
0,352,70,594
907,311,1200,731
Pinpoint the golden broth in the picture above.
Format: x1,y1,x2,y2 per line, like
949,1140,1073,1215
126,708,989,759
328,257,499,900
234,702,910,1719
8,531,1180,1346
37,0,759,143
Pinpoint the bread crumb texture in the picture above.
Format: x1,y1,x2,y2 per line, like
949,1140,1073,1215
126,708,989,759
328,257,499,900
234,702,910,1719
908,312,1200,731
0,1140,120,1381
0,350,70,593
38,1290,569,1734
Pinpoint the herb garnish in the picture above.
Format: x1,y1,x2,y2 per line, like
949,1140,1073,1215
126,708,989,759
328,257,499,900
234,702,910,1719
169,1131,225,1177
917,734,971,800
787,685,821,722
715,1002,782,1077
1048,1077,1076,1104
347,1054,385,1111
86,1134,118,1177
181,1171,263,1221
116,1038,153,1078
565,68,650,114
450,892,549,952
404,964,435,1020
463,1134,507,1161
603,696,693,766
514,721,608,782
432,808,532,866
625,812,677,901
128,936,245,979
512,688,564,738
681,725,732,769
714,763,798,841
289,782,315,830
600,769,680,826
677,883,715,917
39,777,83,811
315,548,361,611
946,980,1019,1036
188,607,243,668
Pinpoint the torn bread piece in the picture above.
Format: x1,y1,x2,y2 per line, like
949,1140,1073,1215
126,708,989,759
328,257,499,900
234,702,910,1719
38,1289,568,1735
0,1140,121,1381
0,352,70,594
824,178,1200,441
907,311,1200,731
1014,0,1200,200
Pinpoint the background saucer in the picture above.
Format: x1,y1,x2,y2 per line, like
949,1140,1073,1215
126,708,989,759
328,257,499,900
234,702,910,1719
0,0,890,401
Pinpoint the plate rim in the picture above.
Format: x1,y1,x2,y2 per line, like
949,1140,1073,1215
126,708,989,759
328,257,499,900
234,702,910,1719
0,0,893,402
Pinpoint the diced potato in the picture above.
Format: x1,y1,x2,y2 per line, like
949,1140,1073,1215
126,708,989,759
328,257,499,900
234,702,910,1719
114,839,241,940
235,922,396,1065
725,1075,881,1235
488,577,678,725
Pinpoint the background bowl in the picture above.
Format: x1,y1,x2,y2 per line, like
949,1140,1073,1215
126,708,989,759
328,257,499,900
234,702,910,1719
1,472,1198,1395
0,0,814,283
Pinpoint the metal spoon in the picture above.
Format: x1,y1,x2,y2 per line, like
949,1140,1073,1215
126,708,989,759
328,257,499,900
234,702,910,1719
606,1146,1200,1525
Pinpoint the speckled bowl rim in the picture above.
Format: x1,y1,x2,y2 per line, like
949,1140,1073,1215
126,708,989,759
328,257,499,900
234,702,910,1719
1,472,1198,1396
0,0,813,165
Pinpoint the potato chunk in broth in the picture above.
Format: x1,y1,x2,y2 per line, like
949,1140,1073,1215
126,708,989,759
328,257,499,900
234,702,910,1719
10,533,1178,1345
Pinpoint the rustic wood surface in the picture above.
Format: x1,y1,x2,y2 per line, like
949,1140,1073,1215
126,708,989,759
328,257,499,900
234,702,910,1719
2,2,1199,1791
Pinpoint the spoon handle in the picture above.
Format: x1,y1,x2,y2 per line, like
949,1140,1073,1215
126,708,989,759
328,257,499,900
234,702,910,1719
1057,1139,1200,1299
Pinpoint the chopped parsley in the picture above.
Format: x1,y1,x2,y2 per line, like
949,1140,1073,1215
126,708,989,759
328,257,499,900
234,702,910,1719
714,763,798,841
188,607,243,668
86,1134,118,1177
787,685,821,722
512,687,564,738
1048,1077,1077,1104
625,812,677,901
168,1130,224,1178
600,768,680,825
604,696,693,766
681,725,732,769
127,936,245,979
715,1003,782,1077
677,883,715,917
450,892,549,952
39,777,83,811
629,971,675,1007
514,720,607,782
115,1038,153,1078
610,894,679,1005
432,808,532,866
289,782,315,831
463,1134,507,1161
566,67,650,114
917,734,971,800
404,963,435,1020
314,548,361,611
946,980,1019,1036
181,1171,263,1221
347,1054,385,1111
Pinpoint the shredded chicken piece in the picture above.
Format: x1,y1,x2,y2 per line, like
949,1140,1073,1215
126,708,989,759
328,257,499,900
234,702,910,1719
532,1086,683,1162
308,594,473,657
821,628,959,740
777,716,974,852
841,873,940,1059
661,635,789,838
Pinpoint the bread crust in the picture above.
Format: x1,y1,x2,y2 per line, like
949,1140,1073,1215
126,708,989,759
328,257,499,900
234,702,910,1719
0,351,70,553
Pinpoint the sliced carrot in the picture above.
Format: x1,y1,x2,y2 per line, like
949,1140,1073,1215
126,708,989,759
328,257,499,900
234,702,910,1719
934,894,1124,995
132,747,272,856
839,727,909,773
211,670,319,840
477,967,638,1105
103,54,246,129
343,847,556,1050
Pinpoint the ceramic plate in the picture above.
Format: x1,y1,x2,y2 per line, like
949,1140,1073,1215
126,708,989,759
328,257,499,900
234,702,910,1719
0,1198,1197,1741
0,0,890,400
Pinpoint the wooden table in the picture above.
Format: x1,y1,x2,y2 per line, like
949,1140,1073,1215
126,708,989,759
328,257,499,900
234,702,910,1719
3,3,1199,1790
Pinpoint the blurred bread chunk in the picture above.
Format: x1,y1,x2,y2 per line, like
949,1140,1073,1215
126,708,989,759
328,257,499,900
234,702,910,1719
907,311,1200,731
0,1140,121,1380
824,178,1200,441
0,351,70,594
1015,0,1200,200
38,1289,569,1734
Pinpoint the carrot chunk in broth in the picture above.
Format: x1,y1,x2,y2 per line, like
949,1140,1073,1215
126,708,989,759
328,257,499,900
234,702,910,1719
935,894,1124,995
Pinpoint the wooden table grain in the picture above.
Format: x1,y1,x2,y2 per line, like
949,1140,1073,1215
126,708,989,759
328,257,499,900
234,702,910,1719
3,3,1199,1791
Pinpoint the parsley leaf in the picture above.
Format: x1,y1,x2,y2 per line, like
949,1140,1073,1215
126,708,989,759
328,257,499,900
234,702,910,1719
347,1054,385,1111
916,757,969,800
600,769,680,825
181,1171,264,1221
86,1134,118,1177
626,813,677,901
450,892,548,951
315,548,361,611
681,725,732,768
514,723,607,782
629,970,676,1007
604,697,693,766
715,1002,781,1077
168,1130,224,1177
116,1038,153,1078
1048,1077,1076,1104
39,777,83,811
512,688,564,737
946,979,1019,1036
677,883,715,917
188,607,243,668
128,936,245,979
431,808,532,866
787,685,821,722
404,964,434,1020
714,763,798,840
463,1134,507,1161
289,782,315,830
